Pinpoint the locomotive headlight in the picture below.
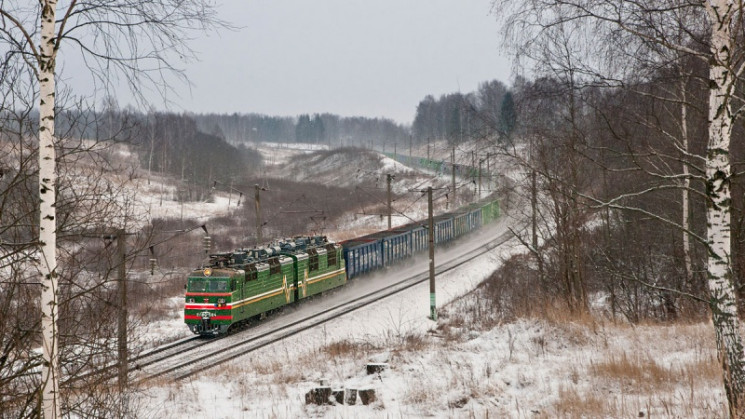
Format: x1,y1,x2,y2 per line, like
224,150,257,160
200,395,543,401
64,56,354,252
217,298,225,307
188,298,195,303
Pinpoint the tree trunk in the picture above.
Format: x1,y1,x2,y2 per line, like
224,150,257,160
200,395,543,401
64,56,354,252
38,1,60,418
704,1,745,416
679,77,693,291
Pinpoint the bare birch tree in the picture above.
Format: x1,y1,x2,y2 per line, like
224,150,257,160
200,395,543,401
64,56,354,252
0,2,223,417
495,0,745,414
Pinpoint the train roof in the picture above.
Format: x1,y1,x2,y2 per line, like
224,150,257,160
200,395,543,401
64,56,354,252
340,199,497,250
205,235,335,268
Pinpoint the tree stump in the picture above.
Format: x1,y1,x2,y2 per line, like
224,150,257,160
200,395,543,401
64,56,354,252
345,389,358,405
358,388,376,405
366,363,388,374
304,387,332,405
332,389,344,405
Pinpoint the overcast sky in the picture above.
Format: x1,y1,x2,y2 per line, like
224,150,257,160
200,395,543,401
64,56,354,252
69,1,512,125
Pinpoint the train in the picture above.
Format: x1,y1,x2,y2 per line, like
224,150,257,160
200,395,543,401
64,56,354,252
184,198,500,335
383,153,482,179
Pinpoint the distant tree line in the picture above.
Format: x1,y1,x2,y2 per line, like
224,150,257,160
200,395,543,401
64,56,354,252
41,108,264,197
192,112,409,147
133,113,262,194
412,79,517,145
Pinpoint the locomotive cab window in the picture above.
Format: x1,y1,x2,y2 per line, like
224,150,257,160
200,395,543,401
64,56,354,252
189,280,206,292
207,280,228,292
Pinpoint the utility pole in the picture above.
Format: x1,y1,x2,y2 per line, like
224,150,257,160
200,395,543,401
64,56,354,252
387,174,393,229
451,146,456,206
409,135,412,160
255,184,263,244
486,153,491,193
116,229,127,392
478,159,483,199
427,187,436,321
471,151,476,200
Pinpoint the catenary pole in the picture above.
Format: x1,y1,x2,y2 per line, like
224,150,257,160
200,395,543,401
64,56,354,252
387,174,392,229
452,146,456,206
428,187,436,321
117,229,128,392
478,159,483,199
255,184,262,244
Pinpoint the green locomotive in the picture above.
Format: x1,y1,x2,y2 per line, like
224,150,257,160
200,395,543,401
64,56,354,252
184,236,346,335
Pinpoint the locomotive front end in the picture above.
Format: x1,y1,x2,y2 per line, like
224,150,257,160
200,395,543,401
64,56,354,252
184,267,235,336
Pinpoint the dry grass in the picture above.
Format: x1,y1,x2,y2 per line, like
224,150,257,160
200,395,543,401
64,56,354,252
396,332,428,352
553,386,609,418
320,338,379,358
405,384,438,406
590,352,674,391
548,322,723,417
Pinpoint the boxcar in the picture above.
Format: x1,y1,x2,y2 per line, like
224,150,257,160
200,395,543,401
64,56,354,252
341,198,500,279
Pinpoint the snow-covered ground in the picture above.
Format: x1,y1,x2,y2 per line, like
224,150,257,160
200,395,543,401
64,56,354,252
136,215,724,418
254,142,329,166
131,177,228,222
69,140,724,417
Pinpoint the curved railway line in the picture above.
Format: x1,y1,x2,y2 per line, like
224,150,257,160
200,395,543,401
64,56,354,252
132,223,517,383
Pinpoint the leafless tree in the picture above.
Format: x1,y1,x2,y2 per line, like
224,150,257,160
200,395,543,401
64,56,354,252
0,1,224,417
494,0,745,414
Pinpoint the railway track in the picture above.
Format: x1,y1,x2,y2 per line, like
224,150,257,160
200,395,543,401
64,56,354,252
61,335,208,389
134,224,516,383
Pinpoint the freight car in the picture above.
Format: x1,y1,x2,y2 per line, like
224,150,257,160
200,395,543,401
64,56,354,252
384,153,480,179
184,236,345,335
340,198,500,279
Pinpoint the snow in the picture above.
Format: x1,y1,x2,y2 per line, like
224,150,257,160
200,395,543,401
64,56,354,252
53,140,724,417
138,222,523,418
135,212,725,417
135,297,193,347
254,142,329,166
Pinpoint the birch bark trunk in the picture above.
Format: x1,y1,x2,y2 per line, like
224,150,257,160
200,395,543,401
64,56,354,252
38,1,59,418
704,1,745,416
679,77,693,290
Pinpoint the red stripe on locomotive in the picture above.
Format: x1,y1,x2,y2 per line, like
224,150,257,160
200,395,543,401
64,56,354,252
184,314,233,320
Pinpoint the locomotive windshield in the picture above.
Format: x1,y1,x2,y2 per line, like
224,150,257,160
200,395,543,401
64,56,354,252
189,280,206,292
188,279,228,292
208,281,228,291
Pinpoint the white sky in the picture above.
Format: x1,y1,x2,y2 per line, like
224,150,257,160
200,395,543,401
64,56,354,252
63,1,511,125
